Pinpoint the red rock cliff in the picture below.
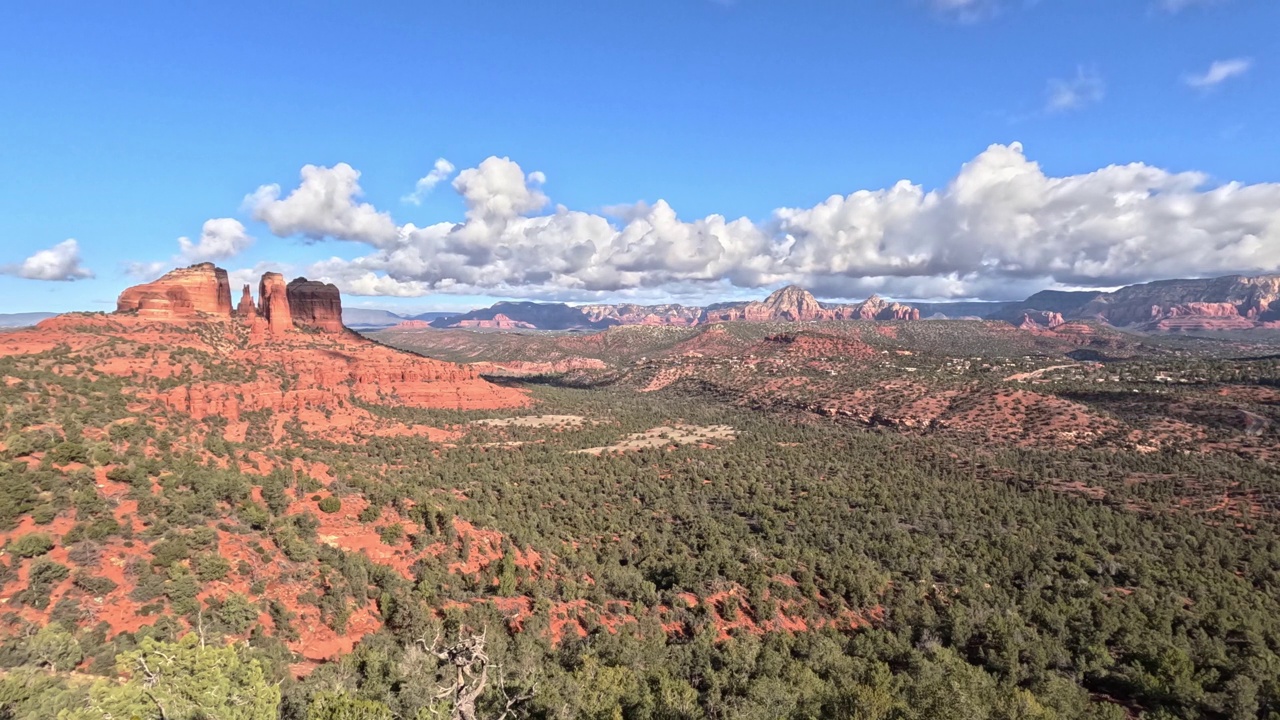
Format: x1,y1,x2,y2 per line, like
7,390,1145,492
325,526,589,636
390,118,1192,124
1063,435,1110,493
287,278,345,333
258,273,292,335
116,263,234,319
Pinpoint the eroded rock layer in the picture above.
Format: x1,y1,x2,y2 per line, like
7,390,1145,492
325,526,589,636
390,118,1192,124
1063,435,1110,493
116,263,234,319
287,278,344,333
258,273,292,335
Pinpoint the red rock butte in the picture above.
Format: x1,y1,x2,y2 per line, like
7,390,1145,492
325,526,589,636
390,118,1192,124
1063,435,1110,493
0,262,529,420
258,272,293,334
118,263,345,335
116,262,234,318
287,277,345,333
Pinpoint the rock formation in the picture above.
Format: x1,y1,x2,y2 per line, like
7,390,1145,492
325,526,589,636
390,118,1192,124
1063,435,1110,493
287,278,345,333
388,319,433,330
832,295,921,321
1017,311,1066,331
258,273,292,335
116,263,234,319
702,286,829,323
452,313,536,330
580,303,702,326
1078,274,1280,328
114,265,348,335
701,287,920,324
236,285,258,319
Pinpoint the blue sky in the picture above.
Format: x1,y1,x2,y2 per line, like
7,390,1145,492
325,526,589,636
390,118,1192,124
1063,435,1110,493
1,0,1277,313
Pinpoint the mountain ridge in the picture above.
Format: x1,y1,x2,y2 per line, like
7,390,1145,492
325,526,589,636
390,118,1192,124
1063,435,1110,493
420,274,1280,332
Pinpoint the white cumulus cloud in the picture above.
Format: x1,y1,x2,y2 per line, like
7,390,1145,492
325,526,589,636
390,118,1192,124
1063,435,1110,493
1185,58,1252,89
2,239,94,281
246,162,402,247
249,144,1280,302
177,218,254,263
401,158,456,205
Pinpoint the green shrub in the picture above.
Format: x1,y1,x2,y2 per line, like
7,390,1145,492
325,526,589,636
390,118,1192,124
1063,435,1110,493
317,496,341,514
193,553,231,583
379,523,404,545
30,504,57,525
7,533,54,558
72,572,118,597
49,441,88,465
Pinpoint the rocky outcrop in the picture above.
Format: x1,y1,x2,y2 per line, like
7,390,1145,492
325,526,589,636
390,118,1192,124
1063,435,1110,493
832,295,921,321
453,313,536,330
701,287,920,324
438,287,923,329
116,263,233,319
1017,311,1066,331
258,273,292,335
116,265,346,335
1079,275,1280,328
581,303,702,327
236,285,258,319
287,278,345,333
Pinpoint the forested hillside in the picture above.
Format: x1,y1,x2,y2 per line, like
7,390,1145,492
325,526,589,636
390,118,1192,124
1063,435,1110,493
0,313,1277,719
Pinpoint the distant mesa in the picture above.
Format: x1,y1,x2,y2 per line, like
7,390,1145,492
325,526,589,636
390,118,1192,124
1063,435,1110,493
431,285,921,331
1001,274,1280,333
581,303,702,327
388,319,433,330
0,312,57,328
451,313,537,330
115,263,346,334
431,302,609,331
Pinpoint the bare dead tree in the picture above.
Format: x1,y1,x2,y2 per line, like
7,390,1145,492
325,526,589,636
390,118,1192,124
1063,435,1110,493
421,629,534,720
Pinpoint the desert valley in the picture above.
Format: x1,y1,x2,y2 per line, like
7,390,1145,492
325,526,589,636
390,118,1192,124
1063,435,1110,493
0,262,1276,718
4,4,1279,717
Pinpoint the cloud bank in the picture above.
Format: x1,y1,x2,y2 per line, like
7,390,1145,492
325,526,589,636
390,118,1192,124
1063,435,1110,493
244,143,1280,302
2,240,94,282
